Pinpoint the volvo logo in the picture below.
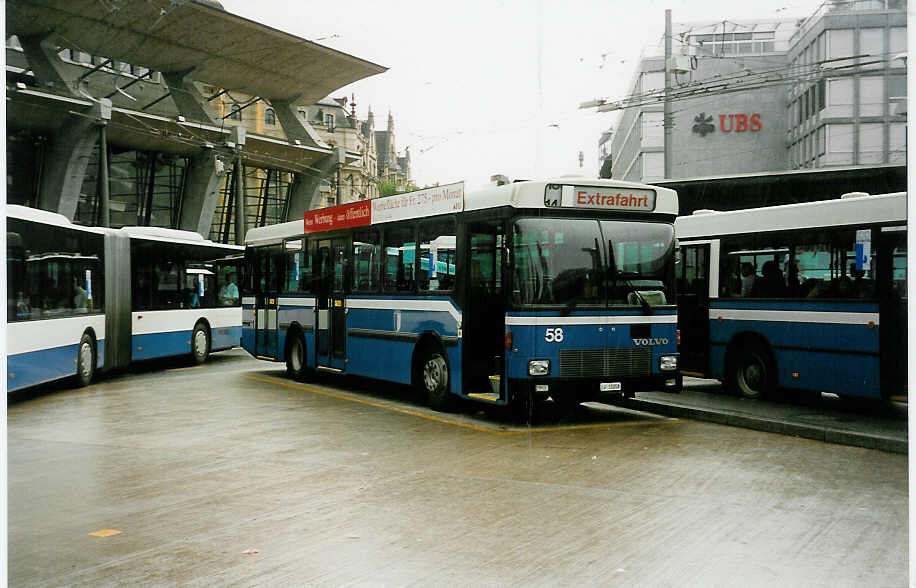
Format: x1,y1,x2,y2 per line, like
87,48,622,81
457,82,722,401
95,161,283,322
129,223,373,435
632,338,668,346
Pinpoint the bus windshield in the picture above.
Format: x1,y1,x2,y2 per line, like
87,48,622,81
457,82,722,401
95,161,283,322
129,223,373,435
511,218,674,309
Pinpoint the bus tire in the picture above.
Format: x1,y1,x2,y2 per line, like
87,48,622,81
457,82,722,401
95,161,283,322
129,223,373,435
286,332,310,381
418,350,453,411
729,342,772,399
75,332,95,387
191,322,210,365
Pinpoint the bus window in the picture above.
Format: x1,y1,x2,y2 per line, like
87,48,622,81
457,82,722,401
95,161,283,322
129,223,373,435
383,225,416,293
9,219,104,320
352,230,380,292
419,219,456,292
282,239,311,295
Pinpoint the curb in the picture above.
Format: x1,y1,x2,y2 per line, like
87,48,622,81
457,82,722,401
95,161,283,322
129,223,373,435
617,397,908,455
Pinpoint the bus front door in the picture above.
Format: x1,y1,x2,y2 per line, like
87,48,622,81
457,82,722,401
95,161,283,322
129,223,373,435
254,245,282,359
316,238,349,371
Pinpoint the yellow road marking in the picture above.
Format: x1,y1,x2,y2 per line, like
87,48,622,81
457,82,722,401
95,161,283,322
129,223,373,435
167,366,203,372
89,529,122,537
243,373,677,435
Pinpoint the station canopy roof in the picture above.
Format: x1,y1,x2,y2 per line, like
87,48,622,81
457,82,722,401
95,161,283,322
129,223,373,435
6,0,388,104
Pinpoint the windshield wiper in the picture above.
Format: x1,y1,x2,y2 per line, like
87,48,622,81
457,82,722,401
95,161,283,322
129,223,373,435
626,281,653,314
608,257,653,315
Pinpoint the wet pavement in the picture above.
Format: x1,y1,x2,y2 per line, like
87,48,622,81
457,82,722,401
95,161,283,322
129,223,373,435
7,349,909,586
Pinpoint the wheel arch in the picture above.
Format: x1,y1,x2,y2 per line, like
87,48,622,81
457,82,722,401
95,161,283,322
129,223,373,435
284,321,306,359
411,331,448,382
724,330,778,393
191,318,212,357
724,330,775,370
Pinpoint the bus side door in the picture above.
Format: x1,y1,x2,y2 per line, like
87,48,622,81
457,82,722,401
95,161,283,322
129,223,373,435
316,238,349,370
877,228,907,399
254,245,283,359
677,243,710,374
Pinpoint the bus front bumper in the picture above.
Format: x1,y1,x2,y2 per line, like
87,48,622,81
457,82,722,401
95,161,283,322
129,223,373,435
509,374,682,403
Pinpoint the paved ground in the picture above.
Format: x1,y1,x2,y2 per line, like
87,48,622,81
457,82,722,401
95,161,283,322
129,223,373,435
7,350,909,586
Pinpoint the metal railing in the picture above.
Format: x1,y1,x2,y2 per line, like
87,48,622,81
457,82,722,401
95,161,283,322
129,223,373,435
790,0,907,44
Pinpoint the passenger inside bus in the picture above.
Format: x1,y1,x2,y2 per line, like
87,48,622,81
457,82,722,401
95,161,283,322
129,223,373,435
73,276,88,312
740,262,756,296
219,272,239,305
751,261,787,297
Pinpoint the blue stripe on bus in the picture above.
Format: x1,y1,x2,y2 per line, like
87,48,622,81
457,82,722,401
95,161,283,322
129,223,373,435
211,326,242,351
132,331,192,361
8,339,107,392
8,344,80,392
708,317,880,399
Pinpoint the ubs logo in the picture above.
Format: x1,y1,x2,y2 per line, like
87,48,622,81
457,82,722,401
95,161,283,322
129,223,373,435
632,338,669,346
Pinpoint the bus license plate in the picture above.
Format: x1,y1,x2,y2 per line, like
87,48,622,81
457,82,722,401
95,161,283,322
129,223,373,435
600,382,622,392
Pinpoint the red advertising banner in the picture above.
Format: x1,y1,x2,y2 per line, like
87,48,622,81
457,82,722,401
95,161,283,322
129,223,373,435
303,200,371,233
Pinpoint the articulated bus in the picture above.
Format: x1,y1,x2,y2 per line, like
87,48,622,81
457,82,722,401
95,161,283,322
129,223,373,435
7,205,243,393
675,192,907,401
242,179,681,412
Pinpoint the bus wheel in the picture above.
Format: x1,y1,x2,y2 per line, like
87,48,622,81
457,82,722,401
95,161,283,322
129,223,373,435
286,333,309,381
419,351,453,411
75,333,95,387
730,344,772,399
191,323,210,365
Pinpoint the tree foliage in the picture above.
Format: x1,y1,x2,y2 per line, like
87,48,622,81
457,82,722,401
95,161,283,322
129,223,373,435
379,181,422,196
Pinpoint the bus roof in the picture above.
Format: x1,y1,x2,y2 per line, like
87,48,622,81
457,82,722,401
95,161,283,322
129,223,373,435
119,226,245,250
675,192,907,240
246,177,678,245
7,204,107,234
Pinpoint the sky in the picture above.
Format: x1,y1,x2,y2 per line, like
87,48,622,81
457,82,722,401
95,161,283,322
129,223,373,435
220,0,827,190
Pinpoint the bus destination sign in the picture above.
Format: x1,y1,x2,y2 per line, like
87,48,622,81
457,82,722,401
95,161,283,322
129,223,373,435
544,184,656,212
304,182,465,233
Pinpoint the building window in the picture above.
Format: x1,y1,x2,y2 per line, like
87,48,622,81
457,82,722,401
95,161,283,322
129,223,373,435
858,123,884,164
859,77,885,117
889,122,906,163
229,104,242,121
325,113,335,131
889,27,906,55
825,78,854,118
642,152,664,182
641,71,665,94
826,29,854,69
264,108,276,126
825,124,854,165
858,28,884,70
641,112,663,147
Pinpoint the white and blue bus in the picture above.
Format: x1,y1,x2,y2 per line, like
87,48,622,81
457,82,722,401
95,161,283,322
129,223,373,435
242,179,680,412
675,192,907,401
6,205,243,393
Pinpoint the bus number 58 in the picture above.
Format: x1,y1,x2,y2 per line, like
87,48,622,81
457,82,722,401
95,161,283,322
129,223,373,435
545,328,564,343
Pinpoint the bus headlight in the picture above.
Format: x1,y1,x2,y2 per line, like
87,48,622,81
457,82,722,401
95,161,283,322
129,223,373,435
659,355,678,371
528,359,550,376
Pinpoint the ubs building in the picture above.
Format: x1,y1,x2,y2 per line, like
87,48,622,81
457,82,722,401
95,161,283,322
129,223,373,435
604,1,907,183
